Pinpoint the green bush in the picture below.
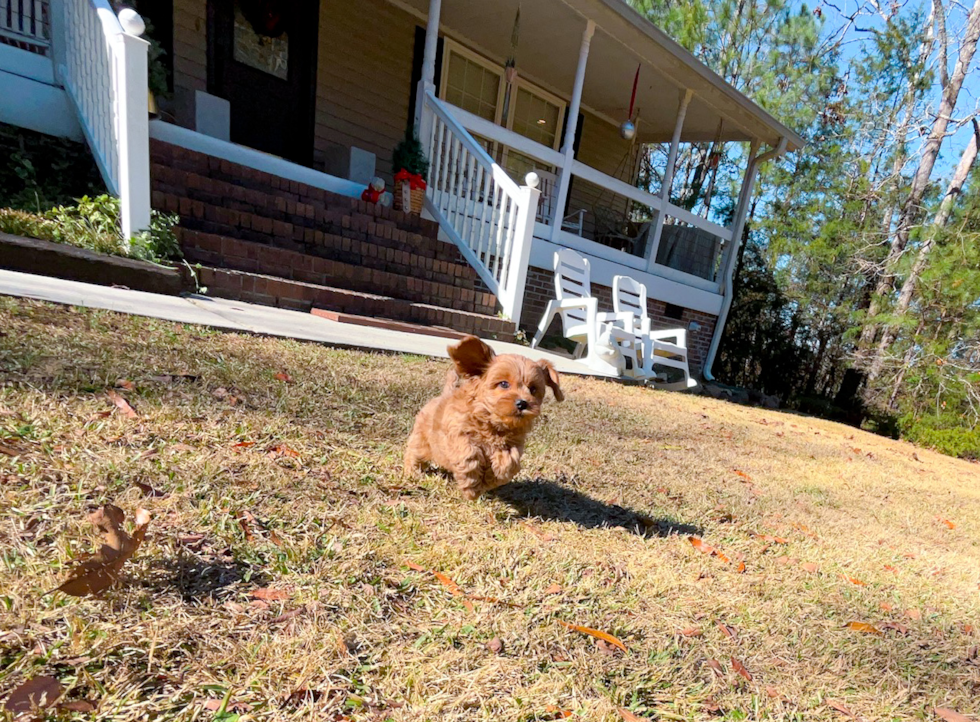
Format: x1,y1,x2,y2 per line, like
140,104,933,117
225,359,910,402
898,413,980,460
0,195,181,265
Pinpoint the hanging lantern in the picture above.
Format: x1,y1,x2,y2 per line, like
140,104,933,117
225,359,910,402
620,63,640,140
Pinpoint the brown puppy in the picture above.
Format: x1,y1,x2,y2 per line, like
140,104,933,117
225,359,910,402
404,335,563,499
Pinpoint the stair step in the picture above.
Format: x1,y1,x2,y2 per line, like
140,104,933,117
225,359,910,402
197,267,516,341
310,309,466,340
181,230,498,316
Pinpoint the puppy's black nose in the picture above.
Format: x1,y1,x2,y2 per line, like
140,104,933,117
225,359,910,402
515,399,529,411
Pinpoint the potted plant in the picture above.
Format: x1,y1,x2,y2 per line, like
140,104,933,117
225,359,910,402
392,132,429,214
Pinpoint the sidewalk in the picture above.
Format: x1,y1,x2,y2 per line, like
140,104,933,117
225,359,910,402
0,269,614,377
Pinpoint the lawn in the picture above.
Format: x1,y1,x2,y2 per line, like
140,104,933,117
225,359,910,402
1,296,978,722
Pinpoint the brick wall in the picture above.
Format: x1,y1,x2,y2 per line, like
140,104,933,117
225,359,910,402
520,266,717,375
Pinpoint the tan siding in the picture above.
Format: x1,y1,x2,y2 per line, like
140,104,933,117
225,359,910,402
172,0,207,128
314,0,416,180
565,111,640,239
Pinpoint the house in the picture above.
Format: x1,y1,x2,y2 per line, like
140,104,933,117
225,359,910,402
0,0,803,378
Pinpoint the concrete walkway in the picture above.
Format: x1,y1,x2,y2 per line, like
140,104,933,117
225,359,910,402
0,269,614,377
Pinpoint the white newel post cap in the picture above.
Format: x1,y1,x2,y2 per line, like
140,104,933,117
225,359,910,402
524,172,539,189
118,8,146,36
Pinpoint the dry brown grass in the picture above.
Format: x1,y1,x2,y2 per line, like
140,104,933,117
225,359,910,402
1,296,979,722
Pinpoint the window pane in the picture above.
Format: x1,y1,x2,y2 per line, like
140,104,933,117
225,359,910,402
445,51,499,122
511,87,560,148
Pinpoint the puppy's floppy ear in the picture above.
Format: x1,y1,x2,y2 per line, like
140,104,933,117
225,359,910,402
537,359,564,401
448,335,496,378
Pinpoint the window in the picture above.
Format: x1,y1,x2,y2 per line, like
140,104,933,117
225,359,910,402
445,51,501,122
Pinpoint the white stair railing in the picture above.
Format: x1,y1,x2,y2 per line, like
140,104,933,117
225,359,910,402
420,89,540,323
1,0,50,54
56,0,150,242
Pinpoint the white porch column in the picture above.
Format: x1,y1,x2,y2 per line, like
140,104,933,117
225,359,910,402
645,87,692,271
549,19,595,242
415,0,442,139
115,27,151,242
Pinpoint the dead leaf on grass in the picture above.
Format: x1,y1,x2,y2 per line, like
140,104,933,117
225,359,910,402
557,620,628,654
233,441,255,448
523,522,555,542
107,389,137,419
115,379,135,391
845,621,882,635
3,676,64,715
883,564,898,573
58,700,98,713
134,481,167,498
274,372,293,383
267,444,300,458
936,517,957,530
619,709,651,722
840,574,867,586
717,622,738,641
544,705,573,719
705,658,725,677
406,562,476,612
680,627,703,637
801,562,819,573
51,505,150,596
487,637,504,654
936,707,972,722
734,469,752,481
827,699,855,717
731,656,753,681
251,587,288,601
905,608,922,620
881,622,910,635
755,533,788,544
688,536,730,563
270,608,303,624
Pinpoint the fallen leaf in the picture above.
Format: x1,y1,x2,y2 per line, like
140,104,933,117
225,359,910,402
238,515,254,542
755,533,789,544
845,621,882,635
905,608,922,620
523,522,555,542
880,602,895,612
267,444,300,458
406,563,475,612
688,536,730,563
134,481,166,498
3,676,64,714
558,620,628,653
270,608,303,624
52,505,151,596
801,562,819,573
827,699,854,717
619,709,650,722
251,587,288,601
680,627,703,637
544,706,573,719
881,622,910,635
736,561,746,573
58,700,98,713
717,622,738,641
544,584,563,596
233,441,255,448
935,708,971,722
731,656,753,681
487,637,504,654
884,564,898,572
595,638,621,656
937,517,957,530
107,389,137,419
734,469,753,481
115,378,135,391
274,371,293,383
705,658,725,677
765,686,785,701
840,574,867,586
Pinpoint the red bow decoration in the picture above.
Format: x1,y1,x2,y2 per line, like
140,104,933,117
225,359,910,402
361,187,382,203
394,168,427,190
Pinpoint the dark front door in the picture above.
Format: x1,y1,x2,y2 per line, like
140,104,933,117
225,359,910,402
208,0,319,165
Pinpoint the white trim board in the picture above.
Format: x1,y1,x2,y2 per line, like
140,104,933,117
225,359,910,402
0,43,55,84
0,69,81,141
149,120,365,199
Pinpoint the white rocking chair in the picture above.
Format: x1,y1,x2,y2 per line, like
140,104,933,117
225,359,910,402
530,249,639,375
611,274,697,389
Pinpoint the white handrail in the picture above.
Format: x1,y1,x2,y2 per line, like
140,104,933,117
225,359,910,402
422,89,540,323
57,0,150,241
444,103,566,169
0,0,49,52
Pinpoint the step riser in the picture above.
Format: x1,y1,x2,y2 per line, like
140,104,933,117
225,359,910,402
198,267,516,342
181,231,498,317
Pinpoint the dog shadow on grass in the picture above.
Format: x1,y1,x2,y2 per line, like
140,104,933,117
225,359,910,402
491,478,702,538
140,554,272,604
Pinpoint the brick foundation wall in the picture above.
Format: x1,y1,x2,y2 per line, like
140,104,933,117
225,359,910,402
150,139,499,318
520,266,717,375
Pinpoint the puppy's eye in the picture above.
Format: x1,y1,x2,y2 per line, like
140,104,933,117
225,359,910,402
529,385,538,395
498,380,510,389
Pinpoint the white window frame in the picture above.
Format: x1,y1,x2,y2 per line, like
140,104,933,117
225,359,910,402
439,38,567,155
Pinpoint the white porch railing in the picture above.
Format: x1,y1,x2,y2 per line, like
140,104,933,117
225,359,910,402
421,89,541,322
0,0,48,54
56,0,150,241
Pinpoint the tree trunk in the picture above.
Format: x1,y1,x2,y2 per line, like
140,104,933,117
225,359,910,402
862,0,980,352
867,121,980,380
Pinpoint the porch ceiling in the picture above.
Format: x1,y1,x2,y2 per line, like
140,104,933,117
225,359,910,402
398,0,804,151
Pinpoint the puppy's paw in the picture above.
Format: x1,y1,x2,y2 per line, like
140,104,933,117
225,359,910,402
490,446,522,484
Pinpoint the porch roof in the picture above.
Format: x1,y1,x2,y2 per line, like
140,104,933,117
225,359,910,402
399,0,804,151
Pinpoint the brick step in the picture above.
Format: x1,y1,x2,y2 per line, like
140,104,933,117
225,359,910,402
197,267,516,341
181,230,499,317
151,161,487,291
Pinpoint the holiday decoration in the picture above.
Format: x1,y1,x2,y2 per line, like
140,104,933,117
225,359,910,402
361,177,393,207
392,133,429,214
240,0,288,38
